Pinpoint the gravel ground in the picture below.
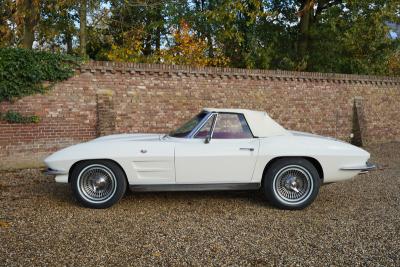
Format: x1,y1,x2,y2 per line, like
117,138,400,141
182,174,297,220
0,142,399,266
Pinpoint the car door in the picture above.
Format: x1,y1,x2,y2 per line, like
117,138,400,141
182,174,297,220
175,113,260,184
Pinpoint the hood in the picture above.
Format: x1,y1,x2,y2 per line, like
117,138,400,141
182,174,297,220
90,133,163,143
45,133,168,166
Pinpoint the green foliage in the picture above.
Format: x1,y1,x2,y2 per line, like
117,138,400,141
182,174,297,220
0,48,81,102
0,110,40,124
305,1,400,75
100,0,399,74
1,0,399,75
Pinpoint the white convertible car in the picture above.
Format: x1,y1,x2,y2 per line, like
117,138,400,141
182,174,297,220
44,108,375,209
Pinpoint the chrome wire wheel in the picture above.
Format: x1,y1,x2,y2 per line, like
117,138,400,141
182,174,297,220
76,164,117,204
272,165,314,205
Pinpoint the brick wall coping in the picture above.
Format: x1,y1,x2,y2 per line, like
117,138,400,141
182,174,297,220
79,61,400,85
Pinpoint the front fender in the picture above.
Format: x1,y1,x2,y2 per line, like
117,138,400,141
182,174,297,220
44,140,175,184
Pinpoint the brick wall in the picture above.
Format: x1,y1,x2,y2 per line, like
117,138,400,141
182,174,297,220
1,61,399,170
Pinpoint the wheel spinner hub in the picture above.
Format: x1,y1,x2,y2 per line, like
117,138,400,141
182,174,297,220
284,175,303,193
93,175,107,191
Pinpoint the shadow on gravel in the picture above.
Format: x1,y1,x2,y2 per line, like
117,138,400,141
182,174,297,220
47,181,272,209
124,189,270,208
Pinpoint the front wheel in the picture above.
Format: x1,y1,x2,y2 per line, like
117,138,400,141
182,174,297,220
263,158,321,210
70,160,127,208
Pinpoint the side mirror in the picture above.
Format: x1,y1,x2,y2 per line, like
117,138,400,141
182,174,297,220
205,135,211,144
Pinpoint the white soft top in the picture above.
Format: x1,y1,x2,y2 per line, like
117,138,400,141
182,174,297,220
203,108,290,138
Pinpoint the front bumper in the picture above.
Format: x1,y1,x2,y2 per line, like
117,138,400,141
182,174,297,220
43,168,69,183
43,168,68,176
340,162,377,174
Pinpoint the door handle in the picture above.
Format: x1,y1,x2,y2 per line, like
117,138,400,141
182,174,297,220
240,148,254,151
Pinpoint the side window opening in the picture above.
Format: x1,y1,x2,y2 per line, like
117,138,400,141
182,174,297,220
212,113,253,139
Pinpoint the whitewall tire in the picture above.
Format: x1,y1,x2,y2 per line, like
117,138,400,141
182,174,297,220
70,160,127,208
263,158,321,210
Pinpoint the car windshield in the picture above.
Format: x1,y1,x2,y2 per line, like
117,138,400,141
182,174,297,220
169,112,208,138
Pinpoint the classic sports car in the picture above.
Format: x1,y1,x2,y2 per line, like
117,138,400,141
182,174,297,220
44,108,375,209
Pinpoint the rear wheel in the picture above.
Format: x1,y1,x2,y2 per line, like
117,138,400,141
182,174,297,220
263,158,320,210
70,160,127,209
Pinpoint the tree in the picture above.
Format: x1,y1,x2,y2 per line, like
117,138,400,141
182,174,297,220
162,20,228,66
0,1,15,47
36,0,77,53
79,0,87,56
107,0,168,59
16,0,40,49
305,0,399,74
0,0,399,75
185,0,272,68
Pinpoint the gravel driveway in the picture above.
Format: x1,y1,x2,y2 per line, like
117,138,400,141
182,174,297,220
1,142,399,266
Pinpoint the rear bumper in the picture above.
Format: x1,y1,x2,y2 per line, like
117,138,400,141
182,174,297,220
340,162,377,174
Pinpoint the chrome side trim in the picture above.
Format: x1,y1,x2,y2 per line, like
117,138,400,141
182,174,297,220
130,183,261,192
43,168,68,176
340,162,377,173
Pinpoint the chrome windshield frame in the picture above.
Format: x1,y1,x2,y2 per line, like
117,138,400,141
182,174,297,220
187,112,216,138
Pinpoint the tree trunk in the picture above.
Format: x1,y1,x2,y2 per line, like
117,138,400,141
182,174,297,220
206,32,214,58
66,31,73,54
79,0,87,56
155,29,161,53
297,0,314,64
22,21,34,49
20,0,37,49
155,4,162,54
143,34,152,56
201,0,214,58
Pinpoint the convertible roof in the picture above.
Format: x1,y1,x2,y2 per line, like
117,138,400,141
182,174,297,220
203,108,290,138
